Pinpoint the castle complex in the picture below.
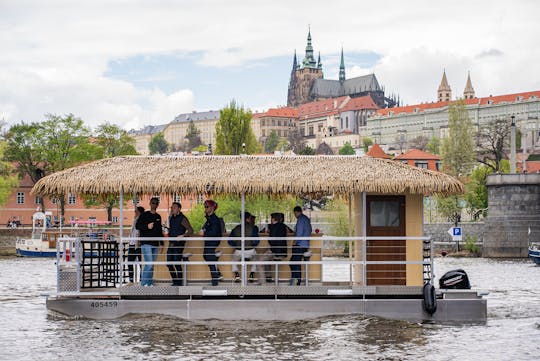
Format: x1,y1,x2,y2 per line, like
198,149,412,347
287,29,398,109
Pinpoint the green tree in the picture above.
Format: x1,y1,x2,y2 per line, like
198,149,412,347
475,117,511,172
362,137,373,152
441,100,475,178
148,132,169,155
0,142,19,206
215,100,258,155
185,120,202,151
3,122,46,183
95,123,138,157
299,146,314,155
40,114,102,217
276,139,290,152
426,136,441,155
264,130,279,153
339,142,355,155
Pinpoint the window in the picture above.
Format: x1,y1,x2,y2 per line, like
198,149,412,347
34,197,41,205
68,193,76,205
112,216,119,223
308,126,314,136
262,130,266,137
16,192,25,204
415,161,428,169
346,116,349,129
173,193,181,203
51,197,59,204
132,196,139,205
436,161,441,171
370,201,400,227
277,120,281,126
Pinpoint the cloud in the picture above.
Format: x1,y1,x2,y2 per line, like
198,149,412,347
0,0,539,128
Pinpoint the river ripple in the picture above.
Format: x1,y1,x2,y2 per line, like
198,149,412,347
0,257,538,361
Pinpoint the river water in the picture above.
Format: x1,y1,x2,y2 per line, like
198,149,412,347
0,257,538,361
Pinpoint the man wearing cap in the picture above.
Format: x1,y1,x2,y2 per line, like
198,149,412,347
228,212,260,283
201,200,222,286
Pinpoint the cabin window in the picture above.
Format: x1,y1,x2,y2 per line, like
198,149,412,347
68,193,76,205
16,192,25,204
415,161,429,169
369,201,400,227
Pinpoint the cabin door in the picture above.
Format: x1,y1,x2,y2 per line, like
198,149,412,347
366,195,406,285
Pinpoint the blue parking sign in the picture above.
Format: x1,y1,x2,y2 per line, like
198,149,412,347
453,227,462,236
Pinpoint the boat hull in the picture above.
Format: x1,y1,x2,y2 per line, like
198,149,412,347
46,294,487,323
529,249,540,265
16,248,58,257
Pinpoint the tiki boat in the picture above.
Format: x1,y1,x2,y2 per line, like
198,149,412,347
32,155,487,322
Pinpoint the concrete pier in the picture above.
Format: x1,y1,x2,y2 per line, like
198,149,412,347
484,173,540,257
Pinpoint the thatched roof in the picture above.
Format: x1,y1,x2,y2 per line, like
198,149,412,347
31,155,463,196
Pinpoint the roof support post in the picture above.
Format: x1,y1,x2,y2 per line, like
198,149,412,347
348,193,353,286
241,192,246,286
362,191,367,288
118,191,124,286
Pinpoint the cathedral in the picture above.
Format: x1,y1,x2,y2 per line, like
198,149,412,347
287,30,398,109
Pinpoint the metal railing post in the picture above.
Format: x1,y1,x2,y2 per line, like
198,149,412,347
241,192,246,286
118,192,124,286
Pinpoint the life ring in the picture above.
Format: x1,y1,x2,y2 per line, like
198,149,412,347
423,282,437,316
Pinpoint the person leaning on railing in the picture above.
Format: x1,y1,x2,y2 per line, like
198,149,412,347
201,200,222,286
167,202,194,286
290,206,312,286
136,197,164,287
228,212,259,283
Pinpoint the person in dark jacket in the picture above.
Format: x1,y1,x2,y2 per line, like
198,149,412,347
259,212,292,283
201,200,222,286
228,212,260,282
127,206,145,283
136,197,164,286
167,202,193,286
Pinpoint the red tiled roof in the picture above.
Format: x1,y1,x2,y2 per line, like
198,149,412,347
340,95,379,112
253,107,298,118
366,143,391,159
374,90,540,117
298,96,349,119
395,149,440,160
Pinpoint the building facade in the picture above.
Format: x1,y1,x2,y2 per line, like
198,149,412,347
366,90,540,153
252,108,299,147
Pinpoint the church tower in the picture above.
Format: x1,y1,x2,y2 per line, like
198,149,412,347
287,28,324,107
463,71,475,99
437,70,452,102
339,47,346,83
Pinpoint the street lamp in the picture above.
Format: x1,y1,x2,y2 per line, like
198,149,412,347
510,115,516,173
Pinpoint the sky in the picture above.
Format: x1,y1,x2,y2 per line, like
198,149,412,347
1,0,539,131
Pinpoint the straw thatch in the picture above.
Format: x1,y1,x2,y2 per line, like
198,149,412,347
31,155,463,196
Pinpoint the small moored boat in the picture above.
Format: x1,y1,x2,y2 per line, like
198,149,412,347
529,243,540,265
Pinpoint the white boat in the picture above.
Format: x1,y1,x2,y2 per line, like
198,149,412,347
15,212,66,257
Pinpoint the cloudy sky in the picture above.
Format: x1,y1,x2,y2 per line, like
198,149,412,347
1,0,539,130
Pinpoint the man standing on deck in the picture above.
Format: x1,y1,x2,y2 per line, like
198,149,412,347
290,206,312,286
201,200,222,286
167,202,193,286
136,197,164,287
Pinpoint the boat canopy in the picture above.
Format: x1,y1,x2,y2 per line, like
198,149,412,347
31,155,463,197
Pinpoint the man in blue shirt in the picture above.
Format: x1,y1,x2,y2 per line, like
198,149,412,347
290,206,312,286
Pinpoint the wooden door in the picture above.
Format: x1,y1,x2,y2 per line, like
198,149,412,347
366,195,406,285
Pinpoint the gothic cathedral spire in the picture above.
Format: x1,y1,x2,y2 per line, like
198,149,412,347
303,26,317,68
339,47,346,83
463,71,475,99
437,69,452,102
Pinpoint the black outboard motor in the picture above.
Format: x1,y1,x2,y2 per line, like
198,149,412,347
439,269,471,289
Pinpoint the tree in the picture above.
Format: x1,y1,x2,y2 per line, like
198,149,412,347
338,142,355,155
81,123,138,221
0,142,18,206
287,126,306,154
276,138,290,152
426,137,441,155
215,100,258,155
264,130,279,153
441,100,475,178
475,117,511,172
184,120,202,152
3,122,46,184
362,137,373,152
148,132,169,155
410,135,429,151
316,142,334,155
95,123,138,157
299,146,314,155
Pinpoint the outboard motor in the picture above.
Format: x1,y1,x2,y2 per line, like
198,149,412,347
439,269,471,289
